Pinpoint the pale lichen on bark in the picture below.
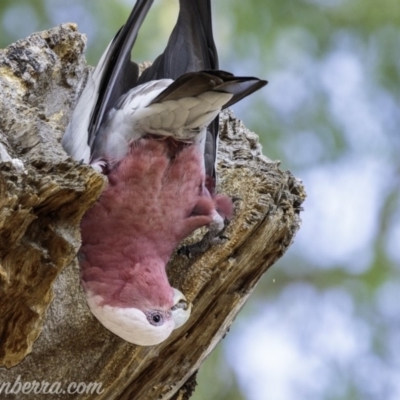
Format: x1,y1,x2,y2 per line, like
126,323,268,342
0,25,305,399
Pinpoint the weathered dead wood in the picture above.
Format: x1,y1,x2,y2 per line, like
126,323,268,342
0,25,305,399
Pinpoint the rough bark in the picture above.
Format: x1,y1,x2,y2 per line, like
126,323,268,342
0,25,305,399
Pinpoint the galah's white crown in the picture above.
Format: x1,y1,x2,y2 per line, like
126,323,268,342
85,289,191,346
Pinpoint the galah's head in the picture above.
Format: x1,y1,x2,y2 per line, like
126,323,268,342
85,287,191,346
79,251,192,346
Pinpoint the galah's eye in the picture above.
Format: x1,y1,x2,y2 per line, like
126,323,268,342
146,311,164,326
152,314,161,323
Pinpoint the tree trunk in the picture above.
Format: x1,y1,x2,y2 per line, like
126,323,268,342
0,24,305,399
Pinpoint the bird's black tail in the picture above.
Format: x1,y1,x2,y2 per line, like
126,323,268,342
138,0,218,83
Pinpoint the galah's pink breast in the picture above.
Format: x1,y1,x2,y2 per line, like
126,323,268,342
79,138,216,308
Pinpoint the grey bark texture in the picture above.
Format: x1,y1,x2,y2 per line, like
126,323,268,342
0,25,305,399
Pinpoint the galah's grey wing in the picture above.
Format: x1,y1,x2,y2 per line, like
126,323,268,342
89,71,267,169
148,71,265,105
138,0,220,182
62,0,154,163
148,69,267,112
88,0,155,147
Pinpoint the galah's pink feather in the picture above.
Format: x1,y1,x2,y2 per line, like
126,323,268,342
80,138,231,310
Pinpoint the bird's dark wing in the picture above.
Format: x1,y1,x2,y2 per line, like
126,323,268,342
89,0,155,147
138,0,220,182
63,0,154,162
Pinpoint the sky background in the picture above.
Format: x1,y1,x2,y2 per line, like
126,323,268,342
1,1,399,399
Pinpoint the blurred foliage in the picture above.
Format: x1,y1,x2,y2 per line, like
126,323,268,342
1,1,399,399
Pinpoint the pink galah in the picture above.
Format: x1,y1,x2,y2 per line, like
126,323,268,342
79,139,231,344
63,0,267,346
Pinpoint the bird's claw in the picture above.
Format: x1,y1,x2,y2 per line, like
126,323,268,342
177,245,194,258
178,216,230,258
214,234,229,243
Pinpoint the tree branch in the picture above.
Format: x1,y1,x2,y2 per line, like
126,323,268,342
0,25,305,399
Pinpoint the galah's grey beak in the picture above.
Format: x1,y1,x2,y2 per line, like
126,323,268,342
171,288,192,329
